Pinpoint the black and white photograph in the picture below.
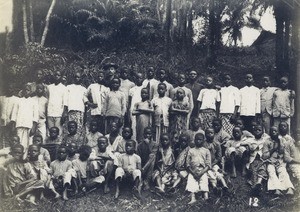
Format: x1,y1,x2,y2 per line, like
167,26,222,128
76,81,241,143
0,0,299,211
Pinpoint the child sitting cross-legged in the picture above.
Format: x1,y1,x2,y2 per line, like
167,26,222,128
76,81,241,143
186,133,211,204
115,140,142,199
0,135,20,168
89,136,115,194
153,133,178,193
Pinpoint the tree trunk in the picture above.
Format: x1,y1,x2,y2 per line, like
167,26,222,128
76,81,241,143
11,0,24,51
181,2,187,53
186,7,193,54
165,0,172,59
274,4,284,77
28,0,35,42
41,0,57,47
283,17,290,71
22,0,29,44
207,0,215,66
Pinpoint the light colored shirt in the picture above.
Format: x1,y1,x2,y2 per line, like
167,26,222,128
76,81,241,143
47,83,67,117
50,159,72,177
129,85,145,112
119,79,135,105
33,96,48,123
0,95,18,126
65,84,88,112
272,89,294,118
240,86,261,116
186,147,211,169
151,96,172,127
197,88,220,110
72,159,88,178
11,97,38,128
152,80,174,99
142,78,159,100
86,131,103,151
118,153,141,172
260,87,277,114
86,83,110,116
219,85,240,114
104,90,126,117
171,86,194,113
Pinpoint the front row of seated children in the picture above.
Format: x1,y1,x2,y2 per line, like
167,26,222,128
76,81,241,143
2,120,300,205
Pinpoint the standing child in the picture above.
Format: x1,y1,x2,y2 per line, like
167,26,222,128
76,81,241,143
151,83,172,142
153,134,178,193
103,77,126,133
218,74,240,134
272,77,295,133
197,76,220,130
151,69,174,98
32,134,51,164
262,126,294,195
11,84,38,152
119,67,135,108
86,120,103,152
115,140,142,199
186,133,211,204
128,72,145,140
33,83,48,140
86,70,110,135
132,88,154,143
260,76,277,135
137,127,159,190
169,88,190,145
239,74,261,132
142,66,159,100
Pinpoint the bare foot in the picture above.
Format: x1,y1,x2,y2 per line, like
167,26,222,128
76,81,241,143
114,191,119,199
231,172,237,178
104,184,110,194
274,189,283,196
54,193,61,199
286,188,294,196
188,199,196,204
62,191,68,201
155,186,165,194
25,195,37,205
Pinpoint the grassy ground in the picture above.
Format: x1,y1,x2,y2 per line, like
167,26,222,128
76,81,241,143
1,171,299,212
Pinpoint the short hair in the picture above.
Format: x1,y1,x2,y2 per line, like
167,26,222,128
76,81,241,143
126,139,136,148
49,126,59,133
112,77,121,84
195,133,205,139
122,127,133,136
33,134,43,141
97,136,108,144
90,120,98,126
191,117,200,123
29,144,41,151
179,133,188,140
12,144,24,153
143,127,152,134
205,127,215,134
157,82,167,89
212,117,222,125
232,126,242,132
11,135,20,143
68,121,78,128
176,88,185,95
160,133,169,139
78,145,92,155
58,144,67,151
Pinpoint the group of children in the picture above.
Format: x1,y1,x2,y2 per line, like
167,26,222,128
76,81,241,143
0,65,299,205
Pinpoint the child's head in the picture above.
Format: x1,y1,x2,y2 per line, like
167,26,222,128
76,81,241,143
235,118,245,130
54,70,62,84
97,136,109,152
36,70,44,82
97,71,105,84
57,145,68,161
178,134,189,149
262,76,271,87
278,122,288,136
250,120,259,134
10,136,20,147
205,76,213,87
232,127,242,141
32,134,43,146
11,144,24,161
157,69,167,81
67,121,78,135
157,83,167,97
147,66,155,79
188,70,197,81
125,140,136,155
120,67,129,80
89,120,98,133
66,142,78,157
135,72,144,86
245,74,254,86
143,127,152,141
205,128,215,143
111,77,121,91
28,144,40,161
36,83,45,97
110,121,119,134
194,133,205,148
78,145,92,162
49,127,59,139
223,74,232,87
122,127,133,140
252,125,263,139
212,118,222,133
279,76,288,89
141,88,149,101
176,88,185,101
191,117,201,130
270,126,279,140
160,133,170,148
74,71,82,84
178,73,186,86
23,84,31,98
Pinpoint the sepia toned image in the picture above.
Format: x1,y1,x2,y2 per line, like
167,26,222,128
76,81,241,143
0,0,299,211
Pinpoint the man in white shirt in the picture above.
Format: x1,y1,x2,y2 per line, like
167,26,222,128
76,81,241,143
239,74,261,132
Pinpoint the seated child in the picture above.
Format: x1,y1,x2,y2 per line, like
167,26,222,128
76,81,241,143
86,120,103,152
43,127,62,161
204,128,228,193
184,117,204,148
279,121,296,145
62,121,85,146
212,118,230,146
3,144,44,204
224,127,248,177
50,145,75,200
153,133,178,193
32,134,51,164
66,142,79,161
112,127,134,156
89,136,115,193
137,127,159,190
115,140,142,199
0,135,20,168
186,133,211,204
27,144,60,199
234,118,254,139
262,126,294,195
105,121,123,150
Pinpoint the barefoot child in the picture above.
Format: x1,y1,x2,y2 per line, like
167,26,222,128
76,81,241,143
186,133,211,203
151,83,172,142
115,140,142,199
132,88,154,143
